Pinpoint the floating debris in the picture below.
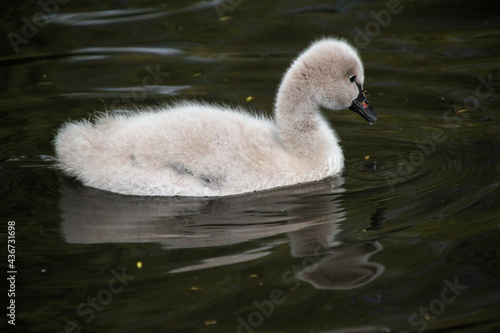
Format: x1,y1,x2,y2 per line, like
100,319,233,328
190,286,203,291
248,273,263,285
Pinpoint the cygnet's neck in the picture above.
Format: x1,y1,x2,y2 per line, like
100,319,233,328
274,70,339,159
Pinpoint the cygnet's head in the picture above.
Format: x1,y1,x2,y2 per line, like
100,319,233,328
287,37,377,124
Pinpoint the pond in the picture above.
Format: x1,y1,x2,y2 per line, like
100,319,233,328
1,0,499,332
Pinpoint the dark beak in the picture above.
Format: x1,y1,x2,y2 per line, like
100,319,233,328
349,83,377,125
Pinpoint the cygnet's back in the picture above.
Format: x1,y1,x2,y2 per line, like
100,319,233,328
55,38,377,196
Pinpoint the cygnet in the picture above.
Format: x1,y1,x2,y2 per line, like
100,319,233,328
54,37,377,196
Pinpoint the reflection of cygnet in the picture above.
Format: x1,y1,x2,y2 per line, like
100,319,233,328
54,38,376,196
295,240,384,290
60,177,345,248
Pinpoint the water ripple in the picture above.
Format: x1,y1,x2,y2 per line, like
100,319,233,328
345,120,499,225
70,47,183,57
49,1,223,26
59,85,192,99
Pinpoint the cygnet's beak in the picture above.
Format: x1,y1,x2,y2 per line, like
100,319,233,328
349,83,377,125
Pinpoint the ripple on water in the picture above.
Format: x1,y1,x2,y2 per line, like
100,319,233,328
341,116,499,239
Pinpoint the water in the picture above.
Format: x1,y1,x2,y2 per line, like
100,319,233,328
1,1,499,332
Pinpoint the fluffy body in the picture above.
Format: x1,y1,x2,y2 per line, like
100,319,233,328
55,38,368,196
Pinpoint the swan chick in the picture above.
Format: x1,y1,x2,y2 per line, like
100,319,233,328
54,37,377,196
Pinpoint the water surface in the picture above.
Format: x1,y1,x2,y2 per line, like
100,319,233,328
1,1,499,332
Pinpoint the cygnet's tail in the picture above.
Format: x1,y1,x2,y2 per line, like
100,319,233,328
54,121,112,181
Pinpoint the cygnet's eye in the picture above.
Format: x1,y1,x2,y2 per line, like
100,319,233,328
349,75,356,83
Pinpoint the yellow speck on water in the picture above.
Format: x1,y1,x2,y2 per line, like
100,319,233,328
456,109,468,114
136,261,142,269
219,16,232,22
248,274,263,286
190,286,203,291
364,155,370,160
246,96,253,102
193,73,201,77
204,319,217,325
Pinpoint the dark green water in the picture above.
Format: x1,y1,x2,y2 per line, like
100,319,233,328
1,1,500,332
